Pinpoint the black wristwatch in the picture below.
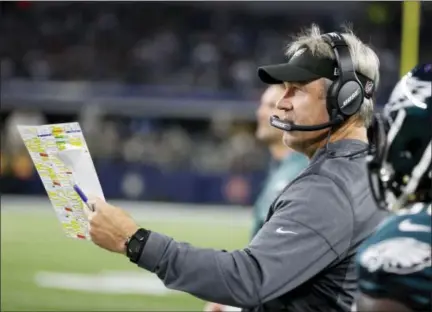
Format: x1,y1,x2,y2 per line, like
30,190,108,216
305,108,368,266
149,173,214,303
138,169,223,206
125,228,151,263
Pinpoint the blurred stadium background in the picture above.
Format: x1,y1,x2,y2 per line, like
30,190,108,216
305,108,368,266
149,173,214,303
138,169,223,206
0,1,430,311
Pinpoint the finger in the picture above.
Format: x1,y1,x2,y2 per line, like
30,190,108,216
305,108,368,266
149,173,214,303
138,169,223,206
87,198,97,213
88,210,96,222
82,200,95,218
88,194,103,203
87,194,98,202
88,195,105,212
88,202,96,212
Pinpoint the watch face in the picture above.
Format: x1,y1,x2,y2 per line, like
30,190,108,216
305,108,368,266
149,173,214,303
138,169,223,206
128,239,141,261
134,229,148,242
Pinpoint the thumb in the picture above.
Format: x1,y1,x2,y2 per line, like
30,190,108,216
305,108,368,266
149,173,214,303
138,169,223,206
82,194,101,217
82,200,95,219
87,195,106,212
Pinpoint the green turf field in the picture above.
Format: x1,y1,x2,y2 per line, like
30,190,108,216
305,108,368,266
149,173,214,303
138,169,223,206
1,200,251,311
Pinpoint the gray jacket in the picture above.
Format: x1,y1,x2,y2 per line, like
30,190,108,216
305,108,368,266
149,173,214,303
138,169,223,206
136,139,389,312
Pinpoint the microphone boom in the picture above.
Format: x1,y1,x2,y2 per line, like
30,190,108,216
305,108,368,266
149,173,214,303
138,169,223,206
269,115,343,132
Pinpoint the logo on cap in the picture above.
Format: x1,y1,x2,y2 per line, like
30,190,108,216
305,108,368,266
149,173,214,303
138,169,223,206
291,48,307,60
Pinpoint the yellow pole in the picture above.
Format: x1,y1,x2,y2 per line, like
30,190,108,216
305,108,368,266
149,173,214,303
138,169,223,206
400,1,421,77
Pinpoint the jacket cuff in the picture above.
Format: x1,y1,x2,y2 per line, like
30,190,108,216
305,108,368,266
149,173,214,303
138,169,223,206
136,231,171,272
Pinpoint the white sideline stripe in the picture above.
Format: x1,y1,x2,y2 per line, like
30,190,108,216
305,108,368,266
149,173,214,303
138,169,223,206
1,195,252,226
1,195,251,211
34,271,179,295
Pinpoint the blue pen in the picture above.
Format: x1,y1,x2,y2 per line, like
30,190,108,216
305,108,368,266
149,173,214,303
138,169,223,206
73,184,94,211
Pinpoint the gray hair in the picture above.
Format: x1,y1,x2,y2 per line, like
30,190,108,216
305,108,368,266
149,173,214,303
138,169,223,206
285,24,380,128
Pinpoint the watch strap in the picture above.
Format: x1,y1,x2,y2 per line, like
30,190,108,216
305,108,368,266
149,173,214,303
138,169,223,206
125,228,151,263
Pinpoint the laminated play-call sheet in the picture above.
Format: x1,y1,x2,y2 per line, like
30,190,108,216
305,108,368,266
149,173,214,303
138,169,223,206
17,122,105,240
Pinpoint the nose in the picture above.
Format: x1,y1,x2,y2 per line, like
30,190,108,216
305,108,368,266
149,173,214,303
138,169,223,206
276,89,292,112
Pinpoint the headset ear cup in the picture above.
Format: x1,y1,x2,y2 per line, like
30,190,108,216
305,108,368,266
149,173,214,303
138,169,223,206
338,80,364,117
326,79,341,118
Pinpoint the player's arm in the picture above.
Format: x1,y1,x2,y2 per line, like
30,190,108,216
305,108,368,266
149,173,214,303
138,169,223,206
136,175,353,308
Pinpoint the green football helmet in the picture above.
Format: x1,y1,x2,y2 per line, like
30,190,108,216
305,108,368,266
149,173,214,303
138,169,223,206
367,64,432,211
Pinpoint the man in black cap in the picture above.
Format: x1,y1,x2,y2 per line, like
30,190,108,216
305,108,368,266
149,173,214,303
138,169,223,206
81,24,388,312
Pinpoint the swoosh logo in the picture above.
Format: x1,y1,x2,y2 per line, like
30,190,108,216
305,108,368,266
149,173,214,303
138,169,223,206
398,219,431,233
276,227,298,235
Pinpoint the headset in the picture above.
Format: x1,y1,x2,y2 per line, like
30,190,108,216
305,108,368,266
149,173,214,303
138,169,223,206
270,32,366,132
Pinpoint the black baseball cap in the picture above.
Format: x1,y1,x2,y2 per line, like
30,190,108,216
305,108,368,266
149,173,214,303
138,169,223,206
257,47,375,98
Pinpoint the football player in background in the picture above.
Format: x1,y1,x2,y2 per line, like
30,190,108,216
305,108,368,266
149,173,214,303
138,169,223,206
250,84,309,238
354,64,432,312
